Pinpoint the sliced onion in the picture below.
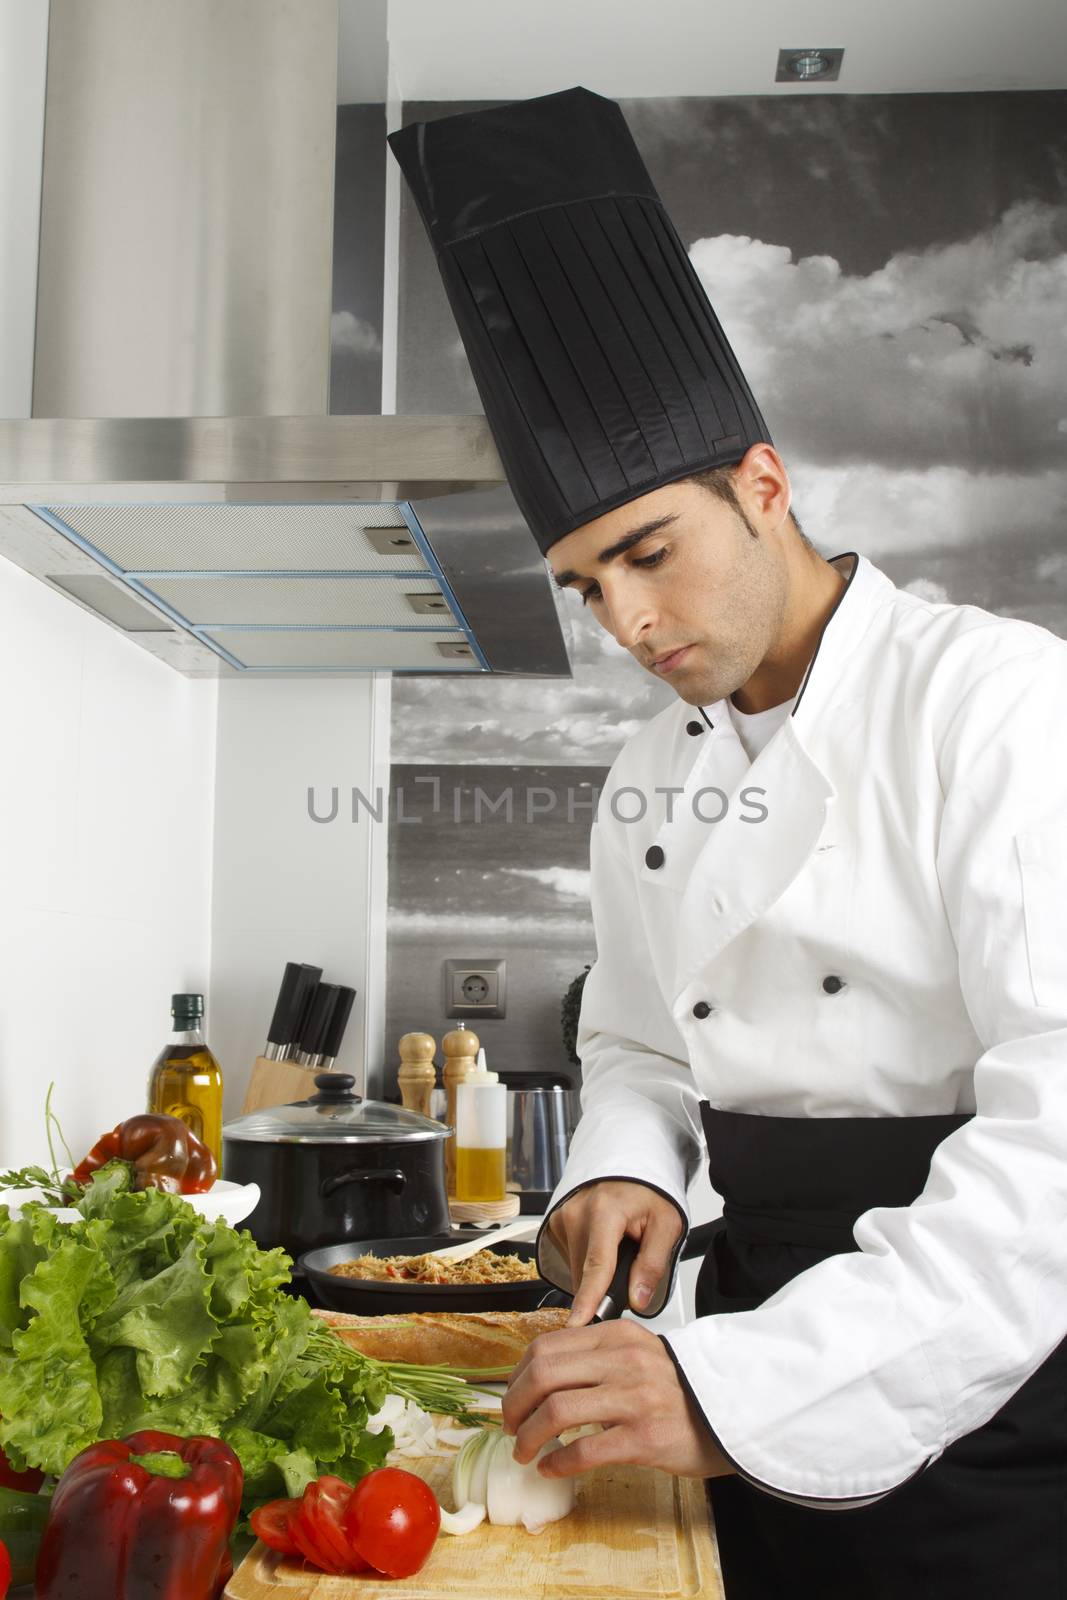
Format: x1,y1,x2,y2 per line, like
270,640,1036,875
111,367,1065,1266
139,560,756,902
451,1428,577,1536
439,1501,487,1536
453,1427,493,1508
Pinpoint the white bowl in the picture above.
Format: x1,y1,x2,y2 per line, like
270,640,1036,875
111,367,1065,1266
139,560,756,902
0,1178,260,1229
0,1187,81,1223
182,1178,261,1227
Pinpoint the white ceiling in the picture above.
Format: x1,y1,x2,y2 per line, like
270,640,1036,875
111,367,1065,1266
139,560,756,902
338,0,1067,104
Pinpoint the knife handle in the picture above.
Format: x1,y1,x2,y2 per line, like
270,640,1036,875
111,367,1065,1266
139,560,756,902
595,1234,641,1321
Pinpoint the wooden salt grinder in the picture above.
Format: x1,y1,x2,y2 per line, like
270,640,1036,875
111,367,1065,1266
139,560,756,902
397,1032,437,1119
442,1024,480,1197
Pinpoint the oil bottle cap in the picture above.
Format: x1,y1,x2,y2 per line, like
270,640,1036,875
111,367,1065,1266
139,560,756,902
172,992,204,1024
465,1046,499,1085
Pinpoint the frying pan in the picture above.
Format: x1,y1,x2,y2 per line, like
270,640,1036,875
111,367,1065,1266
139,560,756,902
299,1233,555,1314
299,1220,722,1318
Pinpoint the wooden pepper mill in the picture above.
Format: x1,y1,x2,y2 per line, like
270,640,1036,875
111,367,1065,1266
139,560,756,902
441,1024,479,1197
396,1032,437,1118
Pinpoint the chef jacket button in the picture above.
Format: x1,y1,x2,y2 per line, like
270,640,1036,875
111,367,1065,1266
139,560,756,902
822,975,846,994
645,845,665,870
692,1000,713,1019
686,720,704,736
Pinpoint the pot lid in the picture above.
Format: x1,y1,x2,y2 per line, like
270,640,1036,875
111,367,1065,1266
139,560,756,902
222,1073,450,1145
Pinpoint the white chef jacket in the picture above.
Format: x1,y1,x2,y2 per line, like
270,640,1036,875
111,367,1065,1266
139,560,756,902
538,550,1067,1506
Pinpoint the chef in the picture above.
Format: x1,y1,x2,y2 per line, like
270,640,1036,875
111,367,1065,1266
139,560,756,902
390,89,1067,1597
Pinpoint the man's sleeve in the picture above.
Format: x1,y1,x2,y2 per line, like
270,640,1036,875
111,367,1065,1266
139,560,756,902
663,639,1067,1507
536,814,705,1316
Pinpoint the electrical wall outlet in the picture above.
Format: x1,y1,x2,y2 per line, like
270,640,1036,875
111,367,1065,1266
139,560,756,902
444,957,507,1019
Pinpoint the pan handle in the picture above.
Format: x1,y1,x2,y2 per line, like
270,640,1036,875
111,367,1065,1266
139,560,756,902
537,1219,721,1312
320,1167,407,1200
681,1220,720,1261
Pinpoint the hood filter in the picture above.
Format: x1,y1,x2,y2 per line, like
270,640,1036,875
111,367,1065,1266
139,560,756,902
28,501,484,673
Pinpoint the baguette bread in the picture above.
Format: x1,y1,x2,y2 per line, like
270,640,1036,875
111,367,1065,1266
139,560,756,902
312,1306,570,1374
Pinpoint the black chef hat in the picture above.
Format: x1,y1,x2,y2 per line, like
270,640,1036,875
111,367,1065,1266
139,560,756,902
388,86,773,556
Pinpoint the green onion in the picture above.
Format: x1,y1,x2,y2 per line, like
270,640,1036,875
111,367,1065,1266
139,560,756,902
306,1324,507,1428
369,1359,508,1427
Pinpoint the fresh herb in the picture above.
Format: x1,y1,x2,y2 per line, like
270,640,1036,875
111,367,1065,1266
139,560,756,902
361,1355,506,1424
0,1163,499,1509
0,1083,92,1207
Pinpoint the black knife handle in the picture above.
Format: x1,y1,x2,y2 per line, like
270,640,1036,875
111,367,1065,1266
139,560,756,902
288,964,325,1053
322,985,357,1061
595,1234,641,1321
300,983,340,1056
267,962,311,1048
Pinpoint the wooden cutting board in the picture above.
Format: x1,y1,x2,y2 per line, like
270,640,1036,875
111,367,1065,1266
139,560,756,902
224,1450,723,1599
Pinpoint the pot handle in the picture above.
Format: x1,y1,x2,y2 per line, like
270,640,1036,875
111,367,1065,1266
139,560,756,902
320,1167,407,1200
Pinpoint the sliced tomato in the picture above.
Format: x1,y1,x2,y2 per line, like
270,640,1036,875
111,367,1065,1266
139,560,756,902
250,1498,303,1558
295,1476,368,1575
290,1509,345,1575
342,1466,441,1579
0,1536,10,1600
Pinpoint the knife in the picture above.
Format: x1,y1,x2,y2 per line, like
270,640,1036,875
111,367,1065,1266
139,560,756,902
264,962,322,1060
295,983,340,1068
320,985,356,1072
288,966,325,1060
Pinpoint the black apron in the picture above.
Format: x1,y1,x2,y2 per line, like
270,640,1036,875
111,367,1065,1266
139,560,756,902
696,1103,1067,1600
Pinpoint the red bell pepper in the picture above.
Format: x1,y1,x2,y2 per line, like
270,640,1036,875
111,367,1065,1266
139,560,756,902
35,1431,242,1600
72,1113,217,1194
0,1537,10,1600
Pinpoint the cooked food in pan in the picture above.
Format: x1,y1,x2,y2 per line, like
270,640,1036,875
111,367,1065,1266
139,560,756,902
328,1249,540,1285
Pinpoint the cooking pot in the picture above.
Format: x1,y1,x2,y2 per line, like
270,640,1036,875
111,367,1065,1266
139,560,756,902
222,1073,451,1258
506,1084,582,1196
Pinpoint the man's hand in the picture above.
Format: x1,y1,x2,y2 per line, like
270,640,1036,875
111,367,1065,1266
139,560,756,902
501,1319,735,1480
548,1179,684,1324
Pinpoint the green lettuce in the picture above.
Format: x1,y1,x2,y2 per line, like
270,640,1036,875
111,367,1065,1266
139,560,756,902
0,1164,392,1503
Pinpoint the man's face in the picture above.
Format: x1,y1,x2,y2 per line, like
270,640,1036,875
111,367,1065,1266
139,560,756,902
548,478,788,708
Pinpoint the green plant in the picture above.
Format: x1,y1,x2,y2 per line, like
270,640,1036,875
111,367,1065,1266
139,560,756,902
560,966,591,1066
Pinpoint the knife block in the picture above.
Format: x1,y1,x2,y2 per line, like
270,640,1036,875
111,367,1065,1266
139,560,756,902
241,1055,320,1115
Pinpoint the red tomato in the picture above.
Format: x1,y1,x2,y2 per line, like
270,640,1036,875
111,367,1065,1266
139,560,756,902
295,1477,368,1575
0,1442,44,1494
0,1536,10,1600
250,1498,303,1558
342,1466,441,1579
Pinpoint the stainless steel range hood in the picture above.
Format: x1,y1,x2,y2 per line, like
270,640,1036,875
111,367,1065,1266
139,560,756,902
0,416,570,678
0,0,571,680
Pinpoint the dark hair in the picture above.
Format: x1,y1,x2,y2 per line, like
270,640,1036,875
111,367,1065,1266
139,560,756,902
687,463,813,549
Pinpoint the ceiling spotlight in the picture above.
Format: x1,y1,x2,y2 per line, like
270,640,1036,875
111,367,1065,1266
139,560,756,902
776,48,844,83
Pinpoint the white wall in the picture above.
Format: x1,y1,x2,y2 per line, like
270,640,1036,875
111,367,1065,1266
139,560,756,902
0,557,217,1167
210,674,390,1119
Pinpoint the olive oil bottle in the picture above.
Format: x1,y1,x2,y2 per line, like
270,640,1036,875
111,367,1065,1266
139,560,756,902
454,1048,506,1203
148,993,224,1169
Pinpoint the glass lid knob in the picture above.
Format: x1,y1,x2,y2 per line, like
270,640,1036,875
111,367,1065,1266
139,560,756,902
308,1072,361,1104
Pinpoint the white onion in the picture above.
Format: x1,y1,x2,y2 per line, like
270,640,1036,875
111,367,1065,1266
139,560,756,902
443,1427,576,1537
438,1501,487,1535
